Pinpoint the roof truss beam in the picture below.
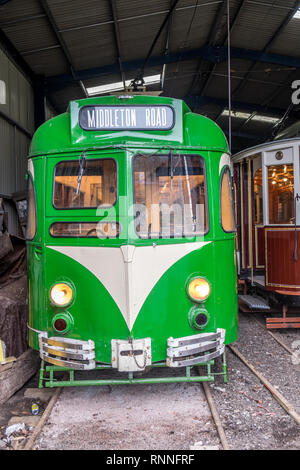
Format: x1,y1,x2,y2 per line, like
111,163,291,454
47,45,300,92
39,0,86,97
184,95,300,120
231,0,300,99
108,0,125,87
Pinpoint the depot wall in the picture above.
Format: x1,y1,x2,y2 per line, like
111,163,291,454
0,43,35,235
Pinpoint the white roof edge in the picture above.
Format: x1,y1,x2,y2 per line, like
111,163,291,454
232,137,300,163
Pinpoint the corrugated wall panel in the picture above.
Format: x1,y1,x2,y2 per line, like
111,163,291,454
0,44,34,235
0,48,35,132
0,49,9,116
16,130,30,192
0,115,14,195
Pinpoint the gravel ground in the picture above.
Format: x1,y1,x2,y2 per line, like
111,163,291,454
209,312,300,450
1,311,300,451
35,368,219,451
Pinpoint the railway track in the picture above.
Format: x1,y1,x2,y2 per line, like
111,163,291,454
243,312,299,360
23,386,63,450
8,318,300,451
21,373,229,451
198,316,300,450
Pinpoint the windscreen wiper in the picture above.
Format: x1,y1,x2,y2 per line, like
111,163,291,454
76,153,86,195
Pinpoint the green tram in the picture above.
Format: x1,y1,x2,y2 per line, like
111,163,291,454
26,95,238,387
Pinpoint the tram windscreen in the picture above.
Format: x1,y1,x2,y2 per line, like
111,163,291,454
53,158,117,209
133,154,208,238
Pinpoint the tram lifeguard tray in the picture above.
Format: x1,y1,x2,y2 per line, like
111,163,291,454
39,333,96,370
167,329,225,368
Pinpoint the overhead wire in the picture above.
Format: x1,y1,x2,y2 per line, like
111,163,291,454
169,0,200,94
132,0,180,87
227,0,232,153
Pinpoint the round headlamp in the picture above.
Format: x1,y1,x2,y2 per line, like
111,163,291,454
50,283,73,307
187,278,211,303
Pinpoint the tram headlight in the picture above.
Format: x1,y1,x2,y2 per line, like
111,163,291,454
50,283,73,307
187,278,211,303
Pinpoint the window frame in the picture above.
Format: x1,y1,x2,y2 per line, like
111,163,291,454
253,167,263,226
267,163,295,226
26,172,37,241
220,165,236,234
49,221,121,239
52,157,118,210
132,152,210,240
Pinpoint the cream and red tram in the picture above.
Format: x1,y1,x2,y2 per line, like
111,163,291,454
232,138,300,328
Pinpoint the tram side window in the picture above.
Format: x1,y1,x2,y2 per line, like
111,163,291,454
53,159,117,209
26,174,37,240
268,165,294,224
220,167,236,233
254,168,263,225
133,154,208,239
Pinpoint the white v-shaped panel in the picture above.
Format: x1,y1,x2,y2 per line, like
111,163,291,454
49,242,210,330
49,246,127,322
129,243,210,327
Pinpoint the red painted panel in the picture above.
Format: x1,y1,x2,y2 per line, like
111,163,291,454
255,226,265,267
265,228,300,291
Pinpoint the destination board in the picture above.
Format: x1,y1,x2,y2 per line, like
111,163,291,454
79,105,175,131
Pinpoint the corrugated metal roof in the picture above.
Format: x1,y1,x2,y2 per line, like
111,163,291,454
0,0,43,24
25,48,70,76
48,0,112,30
2,17,57,53
62,24,116,70
0,0,300,152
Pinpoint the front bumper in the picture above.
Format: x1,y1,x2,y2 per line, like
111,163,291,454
38,333,96,370
37,329,225,372
167,329,225,367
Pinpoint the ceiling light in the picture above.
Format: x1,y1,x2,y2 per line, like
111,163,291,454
222,109,279,124
87,74,161,96
252,115,279,124
293,9,300,19
222,109,251,119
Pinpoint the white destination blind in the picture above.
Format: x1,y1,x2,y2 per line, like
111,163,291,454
79,105,174,131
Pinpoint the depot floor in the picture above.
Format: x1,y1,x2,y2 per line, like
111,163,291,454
1,312,300,450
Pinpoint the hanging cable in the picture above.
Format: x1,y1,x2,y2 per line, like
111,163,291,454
170,0,200,95
270,102,294,140
227,0,232,153
131,0,180,88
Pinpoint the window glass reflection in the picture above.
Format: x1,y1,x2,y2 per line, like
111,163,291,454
53,159,117,209
221,168,236,233
254,168,263,225
268,164,294,224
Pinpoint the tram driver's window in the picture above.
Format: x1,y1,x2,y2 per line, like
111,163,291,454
254,168,263,225
268,165,294,224
220,167,236,233
53,158,117,209
26,174,37,240
133,154,208,238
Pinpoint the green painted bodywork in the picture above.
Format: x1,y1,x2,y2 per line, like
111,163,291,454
27,95,238,366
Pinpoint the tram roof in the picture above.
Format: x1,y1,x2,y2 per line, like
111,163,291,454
28,95,229,157
232,137,300,163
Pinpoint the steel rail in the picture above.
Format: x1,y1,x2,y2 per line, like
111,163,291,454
229,344,300,426
241,312,299,362
23,386,63,450
201,379,230,450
